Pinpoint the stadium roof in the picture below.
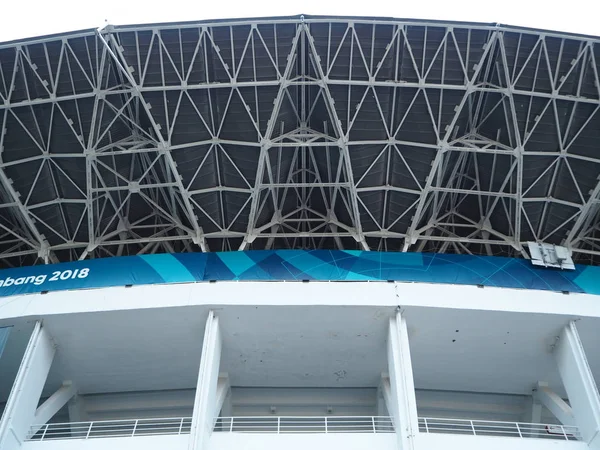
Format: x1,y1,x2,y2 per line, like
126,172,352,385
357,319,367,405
0,15,599,267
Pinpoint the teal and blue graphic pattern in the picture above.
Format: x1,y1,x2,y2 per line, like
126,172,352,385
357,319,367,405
0,250,599,298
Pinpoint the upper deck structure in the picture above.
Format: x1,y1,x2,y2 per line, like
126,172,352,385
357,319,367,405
0,14,599,450
0,15,599,267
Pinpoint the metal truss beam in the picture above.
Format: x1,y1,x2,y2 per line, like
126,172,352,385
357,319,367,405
98,30,208,252
0,18,598,264
239,25,302,250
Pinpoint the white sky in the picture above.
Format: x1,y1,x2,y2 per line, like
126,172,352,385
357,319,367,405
2,0,599,43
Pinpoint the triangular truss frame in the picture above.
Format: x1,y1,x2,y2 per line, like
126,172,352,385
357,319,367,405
0,17,599,266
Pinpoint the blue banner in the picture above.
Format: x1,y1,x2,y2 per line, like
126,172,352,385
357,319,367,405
0,250,599,298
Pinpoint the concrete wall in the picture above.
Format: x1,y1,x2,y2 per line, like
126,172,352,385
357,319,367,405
1,280,600,322
415,432,586,450
20,434,395,450
20,432,585,450
209,433,397,450
21,435,189,450
21,387,557,424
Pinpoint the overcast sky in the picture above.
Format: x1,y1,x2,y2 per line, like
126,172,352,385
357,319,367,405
2,0,599,43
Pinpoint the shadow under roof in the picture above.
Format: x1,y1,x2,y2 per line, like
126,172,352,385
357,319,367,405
0,16,599,267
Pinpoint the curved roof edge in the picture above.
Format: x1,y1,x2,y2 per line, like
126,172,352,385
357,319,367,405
1,15,599,47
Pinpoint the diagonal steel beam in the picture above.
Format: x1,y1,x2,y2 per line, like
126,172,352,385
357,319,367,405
564,176,600,250
238,25,303,251
304,23,369,250
98,28,208,252
0,110,57,263
402,30,499,252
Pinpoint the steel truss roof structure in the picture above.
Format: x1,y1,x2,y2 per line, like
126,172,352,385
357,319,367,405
0,16,599,267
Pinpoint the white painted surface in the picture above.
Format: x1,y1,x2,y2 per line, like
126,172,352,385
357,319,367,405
21,435,189,450
0,303,598,399
0,280,599,322
4,387,559,425
208,432,396,450
387,313,418,450
32,382,77,434
189,312,221,450
18,432,587,450
415,432,587,450
554,322,600,449
0,323,55,450
0,283,598,415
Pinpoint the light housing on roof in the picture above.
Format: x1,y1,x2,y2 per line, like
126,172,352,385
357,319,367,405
527,242,575,270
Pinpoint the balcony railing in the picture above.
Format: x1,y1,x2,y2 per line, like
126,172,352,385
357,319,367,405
26,416,392,441
26,416,580,442
213,416,395,433
27,417,192,441
418,417,580,441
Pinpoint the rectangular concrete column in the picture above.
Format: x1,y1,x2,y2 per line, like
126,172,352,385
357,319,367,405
0,321,56,450
387,311,419,450
554,321,600,449
0,326,11,359
523,393,543,437
189,311,222,450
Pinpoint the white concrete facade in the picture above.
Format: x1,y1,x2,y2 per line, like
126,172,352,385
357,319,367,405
0,281,599,450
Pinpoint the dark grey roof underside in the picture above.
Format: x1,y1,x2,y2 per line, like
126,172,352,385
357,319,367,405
0,16,599,267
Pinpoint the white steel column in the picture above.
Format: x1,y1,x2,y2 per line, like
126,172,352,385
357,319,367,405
554,321,600,449
189,311,222,450
0,321,56,450
387,311,419,450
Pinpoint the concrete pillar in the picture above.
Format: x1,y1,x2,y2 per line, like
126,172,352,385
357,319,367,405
0,326,11,359
188,311,222,450
377,379,389,418
0,322,56,450
554,321,600,448
387,311,419,450
523,391,543,437
68,394,88,437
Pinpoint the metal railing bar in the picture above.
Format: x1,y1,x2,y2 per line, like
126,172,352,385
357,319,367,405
26,415,579,442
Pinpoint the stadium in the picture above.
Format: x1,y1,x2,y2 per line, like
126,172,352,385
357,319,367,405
0,14,599,450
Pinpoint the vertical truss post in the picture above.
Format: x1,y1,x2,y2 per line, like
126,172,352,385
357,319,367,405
97,29,207,252
80,35,111,261
403,30,499,252
239,25,303,250
498,32,525,253
303,23,368,250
